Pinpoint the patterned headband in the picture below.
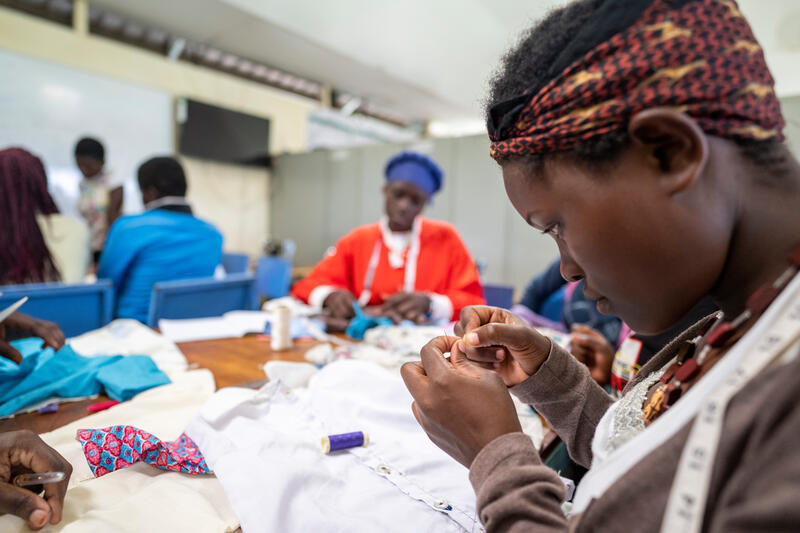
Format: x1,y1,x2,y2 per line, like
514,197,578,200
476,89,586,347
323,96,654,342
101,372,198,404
488,0,785,160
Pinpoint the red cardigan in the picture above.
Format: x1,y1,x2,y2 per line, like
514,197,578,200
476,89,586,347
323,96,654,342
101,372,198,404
292,217,484,321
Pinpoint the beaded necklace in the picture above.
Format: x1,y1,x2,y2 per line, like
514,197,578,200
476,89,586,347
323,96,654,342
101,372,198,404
642,246,800,425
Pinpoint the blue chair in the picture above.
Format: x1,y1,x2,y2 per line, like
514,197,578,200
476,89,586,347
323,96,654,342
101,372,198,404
483,283,515,309
147,273,258,328
221,252,250,274
0,281,114,337
256,256,292,300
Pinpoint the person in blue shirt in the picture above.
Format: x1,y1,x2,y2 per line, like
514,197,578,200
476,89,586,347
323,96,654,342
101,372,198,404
97,156,223,323
516,259,623,346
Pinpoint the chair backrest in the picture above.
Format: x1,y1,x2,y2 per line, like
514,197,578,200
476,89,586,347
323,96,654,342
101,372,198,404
221,252,250,274
482,283,515,310
255,256,292,300
147,273,258,328
0,281,114,337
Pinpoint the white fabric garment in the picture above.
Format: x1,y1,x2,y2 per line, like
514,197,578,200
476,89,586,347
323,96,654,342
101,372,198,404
36,213,90,283
0,370,240,533
186,360,486,533
158,312,272,344
302,325,545,448
304,325,452,373
68,319,188,375
262,297,317,317
262,360,319,389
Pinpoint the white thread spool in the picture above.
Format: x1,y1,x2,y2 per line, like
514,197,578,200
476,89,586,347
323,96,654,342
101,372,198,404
271,305,292,351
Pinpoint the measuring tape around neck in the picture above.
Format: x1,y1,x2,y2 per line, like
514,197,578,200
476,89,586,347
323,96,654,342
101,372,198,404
358,218,422,306
660,287,800,533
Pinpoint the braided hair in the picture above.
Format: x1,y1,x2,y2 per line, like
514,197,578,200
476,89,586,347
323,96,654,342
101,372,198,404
0,147,61,284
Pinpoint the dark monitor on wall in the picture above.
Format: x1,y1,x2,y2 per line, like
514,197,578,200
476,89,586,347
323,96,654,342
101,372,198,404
178,98,271,166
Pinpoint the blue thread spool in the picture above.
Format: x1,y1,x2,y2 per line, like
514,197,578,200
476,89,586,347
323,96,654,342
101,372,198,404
321,431,370,454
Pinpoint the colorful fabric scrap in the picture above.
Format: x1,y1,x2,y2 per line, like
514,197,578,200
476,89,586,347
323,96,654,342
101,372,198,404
76,426,211,478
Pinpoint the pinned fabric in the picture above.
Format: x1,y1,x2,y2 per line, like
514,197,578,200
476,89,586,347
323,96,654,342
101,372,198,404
488,0,784,159
76,426,211,478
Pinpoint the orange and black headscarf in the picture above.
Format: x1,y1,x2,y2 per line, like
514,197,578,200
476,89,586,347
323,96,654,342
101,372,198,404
488,0,785,160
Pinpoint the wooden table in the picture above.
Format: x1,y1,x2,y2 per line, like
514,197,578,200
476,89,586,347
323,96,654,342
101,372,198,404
1,334,560,461
0,335,324,435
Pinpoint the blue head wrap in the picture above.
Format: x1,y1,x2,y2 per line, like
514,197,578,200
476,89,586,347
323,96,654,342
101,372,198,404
384,151,443,199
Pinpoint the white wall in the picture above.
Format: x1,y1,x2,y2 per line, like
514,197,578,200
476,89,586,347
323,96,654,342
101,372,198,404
0,49,172,216
0,48,270,256
0,6,317,257
0,6,315,155
182,157,270,257
783,95,800,157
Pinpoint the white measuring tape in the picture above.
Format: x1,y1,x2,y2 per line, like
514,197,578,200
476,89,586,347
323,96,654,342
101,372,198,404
358,217,422,306
660,287,800,533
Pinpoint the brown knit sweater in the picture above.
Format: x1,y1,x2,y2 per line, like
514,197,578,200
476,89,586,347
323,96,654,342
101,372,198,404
469,317,800,532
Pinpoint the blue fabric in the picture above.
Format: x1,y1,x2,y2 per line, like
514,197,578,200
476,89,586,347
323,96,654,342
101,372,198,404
97,209,223,323
0,338,170,417
96,356,171,402
346,303,393,340
384,151,443,198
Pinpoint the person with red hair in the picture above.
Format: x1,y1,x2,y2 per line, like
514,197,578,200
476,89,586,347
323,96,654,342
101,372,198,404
0,147,89,285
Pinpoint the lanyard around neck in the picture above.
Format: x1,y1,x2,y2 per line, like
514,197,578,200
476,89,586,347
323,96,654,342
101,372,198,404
358,218,422,306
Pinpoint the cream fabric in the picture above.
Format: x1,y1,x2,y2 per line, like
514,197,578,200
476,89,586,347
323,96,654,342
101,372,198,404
0,370,240,533
36,214,90,283
68,319,188,375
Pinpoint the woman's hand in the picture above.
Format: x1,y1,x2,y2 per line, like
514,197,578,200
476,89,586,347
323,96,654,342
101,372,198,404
381,292,431,324
0,430,72,530
323,290,357,320
400,336,522,468
570,324,615,385
0,323,23,364
4,313,66,352
454,306,552,387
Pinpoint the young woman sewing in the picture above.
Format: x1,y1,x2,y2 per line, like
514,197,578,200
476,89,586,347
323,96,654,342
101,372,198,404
401,1,800,530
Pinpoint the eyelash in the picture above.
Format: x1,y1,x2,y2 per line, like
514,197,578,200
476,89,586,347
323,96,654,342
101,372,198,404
541,223,562,238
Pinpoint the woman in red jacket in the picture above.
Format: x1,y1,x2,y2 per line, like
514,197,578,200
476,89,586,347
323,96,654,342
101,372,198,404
292,151,484,328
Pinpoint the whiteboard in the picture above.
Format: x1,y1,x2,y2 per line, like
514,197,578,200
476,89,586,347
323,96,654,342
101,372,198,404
0,49,173,216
